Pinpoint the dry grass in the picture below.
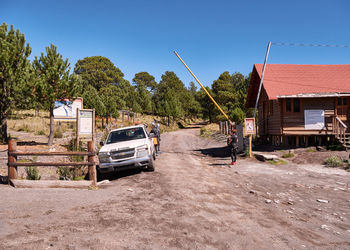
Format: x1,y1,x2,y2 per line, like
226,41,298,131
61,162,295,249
200,123,219,137
8,110,74,137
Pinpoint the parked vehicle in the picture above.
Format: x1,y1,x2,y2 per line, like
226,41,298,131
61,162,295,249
98,125,156,174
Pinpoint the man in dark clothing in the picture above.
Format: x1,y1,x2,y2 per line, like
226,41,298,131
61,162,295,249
227,129,238,165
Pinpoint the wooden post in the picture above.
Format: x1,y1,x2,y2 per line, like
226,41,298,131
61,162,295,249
296,136,300,147
8,139,17,184
249,135,253,158
88,141,97,186
76,108,80,151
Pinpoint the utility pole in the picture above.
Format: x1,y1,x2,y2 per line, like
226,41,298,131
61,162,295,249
253,42,272,119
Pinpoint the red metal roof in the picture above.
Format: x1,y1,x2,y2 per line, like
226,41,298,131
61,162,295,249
247,64,350,107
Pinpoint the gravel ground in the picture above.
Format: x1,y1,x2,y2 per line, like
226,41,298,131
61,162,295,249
0,127,350,249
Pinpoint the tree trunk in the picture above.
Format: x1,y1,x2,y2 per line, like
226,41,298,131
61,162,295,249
106,114,109,130
48,107,55,146
0,110,8,143
167,116,170,126
102,117,104,129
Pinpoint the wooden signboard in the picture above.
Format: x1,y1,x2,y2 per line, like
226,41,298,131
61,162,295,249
244,118,256,158
76,109,95,149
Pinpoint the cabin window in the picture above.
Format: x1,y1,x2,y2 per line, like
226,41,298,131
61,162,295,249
294,98,300,112
285,98,301,113
286,98,292,112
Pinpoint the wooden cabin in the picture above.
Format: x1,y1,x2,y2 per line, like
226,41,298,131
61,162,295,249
246,64,350,147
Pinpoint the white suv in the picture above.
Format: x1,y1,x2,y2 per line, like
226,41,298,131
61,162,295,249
98,125,156,173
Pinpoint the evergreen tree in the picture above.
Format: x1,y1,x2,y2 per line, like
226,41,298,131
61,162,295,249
0,23,32,143
33,44,81,146
74,56,124,91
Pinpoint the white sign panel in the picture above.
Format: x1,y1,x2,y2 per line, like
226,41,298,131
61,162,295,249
79,110,93,135
304,110,325,130
54,98,83,121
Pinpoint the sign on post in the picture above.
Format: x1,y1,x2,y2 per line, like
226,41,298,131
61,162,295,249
244,118,256,158
54,98,83,121
76,109,95,150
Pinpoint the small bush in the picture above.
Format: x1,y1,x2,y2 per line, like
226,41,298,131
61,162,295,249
54,128,64,138
325,156,342,167
200,127,206,136
268,159,287,165
35,130,46,136
17,124,31,132
307,148,316,152
57,166,86,180
25,167,41,180
282,152,294,158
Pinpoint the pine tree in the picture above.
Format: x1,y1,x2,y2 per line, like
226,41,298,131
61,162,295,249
0,23,32,143
33,44,81,146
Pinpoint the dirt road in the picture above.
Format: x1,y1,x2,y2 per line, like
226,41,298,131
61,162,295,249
1,127,350,249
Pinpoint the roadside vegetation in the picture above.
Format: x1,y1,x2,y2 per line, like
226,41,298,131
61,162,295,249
0,22,253,145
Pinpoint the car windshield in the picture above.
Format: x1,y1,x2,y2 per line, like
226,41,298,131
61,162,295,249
106,127,146,144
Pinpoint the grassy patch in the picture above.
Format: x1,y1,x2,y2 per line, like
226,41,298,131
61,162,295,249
282,152,294,158
267,159,288,165
307,148,316,152
324,156,342,167
25,167,41,180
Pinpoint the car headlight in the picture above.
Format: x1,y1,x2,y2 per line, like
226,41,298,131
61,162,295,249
98,152,110,163
136,145,148,157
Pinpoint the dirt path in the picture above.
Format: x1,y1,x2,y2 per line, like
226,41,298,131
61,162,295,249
1,127,350,249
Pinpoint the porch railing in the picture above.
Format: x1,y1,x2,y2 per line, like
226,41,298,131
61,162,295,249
333,116,347,144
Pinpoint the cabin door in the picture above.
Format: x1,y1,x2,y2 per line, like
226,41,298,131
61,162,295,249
336,97,350,126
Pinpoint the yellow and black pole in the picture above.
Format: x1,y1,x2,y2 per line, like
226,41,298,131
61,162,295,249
174,51,233,124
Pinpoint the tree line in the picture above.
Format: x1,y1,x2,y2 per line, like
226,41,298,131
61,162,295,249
0,22,252,145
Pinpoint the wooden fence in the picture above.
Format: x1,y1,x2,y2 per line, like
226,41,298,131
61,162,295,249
219,121,234,135
7,139,97,186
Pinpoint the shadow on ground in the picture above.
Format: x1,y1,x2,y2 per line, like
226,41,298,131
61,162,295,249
97,168,143,182
17,141,47,146
194,146,230,158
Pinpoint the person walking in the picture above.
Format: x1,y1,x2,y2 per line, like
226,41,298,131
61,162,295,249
227,128,238,165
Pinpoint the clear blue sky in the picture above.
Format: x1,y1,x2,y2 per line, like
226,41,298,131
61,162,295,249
2,0,350,87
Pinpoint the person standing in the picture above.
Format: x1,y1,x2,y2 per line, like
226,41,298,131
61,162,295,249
150,122,160,155
227,129,238,165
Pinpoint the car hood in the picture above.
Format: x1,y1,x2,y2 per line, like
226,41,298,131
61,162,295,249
99,138,148,153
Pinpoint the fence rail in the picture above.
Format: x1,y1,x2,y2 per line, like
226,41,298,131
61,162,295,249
7,139,97,186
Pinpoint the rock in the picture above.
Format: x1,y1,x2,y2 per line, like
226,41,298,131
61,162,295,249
265,199,272,204
97,180,110,185
127,188,133,192
254,153,278,162
249,190,256,194
321,224,330,230
287,201,294,205
317,199,329,203
274,200,280,204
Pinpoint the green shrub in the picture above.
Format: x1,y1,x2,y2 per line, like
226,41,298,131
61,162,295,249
200,127,206,136
57,166,86,180
54,128,63,138
307,148,316,152
35,130,46,136
282,152,294,158
268,159,287,165
25,167,41,180
325,156,342,167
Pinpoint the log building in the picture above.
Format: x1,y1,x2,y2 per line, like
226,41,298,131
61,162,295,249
246,64,350,147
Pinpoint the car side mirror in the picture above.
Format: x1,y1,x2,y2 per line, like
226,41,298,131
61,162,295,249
100,141,105,146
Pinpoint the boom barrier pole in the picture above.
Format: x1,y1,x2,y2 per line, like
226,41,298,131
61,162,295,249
174,51,232,124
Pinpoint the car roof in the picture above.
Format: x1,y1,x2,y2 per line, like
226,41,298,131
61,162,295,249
109,124,146,133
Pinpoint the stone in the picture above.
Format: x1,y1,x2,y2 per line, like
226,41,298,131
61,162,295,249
317,199,329,203
249,190,256,194
321,225,330,230
265,199,272,204
274,200,280,204
254,153,278,162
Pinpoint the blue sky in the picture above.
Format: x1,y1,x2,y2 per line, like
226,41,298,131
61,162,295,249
2,0,350,87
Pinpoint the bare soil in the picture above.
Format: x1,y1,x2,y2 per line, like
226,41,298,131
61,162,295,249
1,127,350,249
